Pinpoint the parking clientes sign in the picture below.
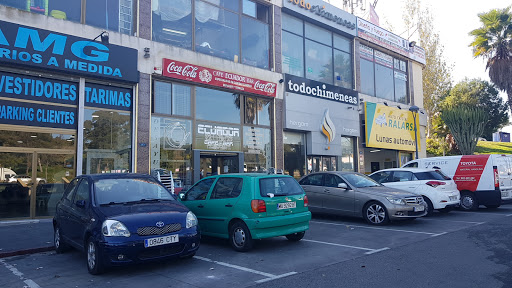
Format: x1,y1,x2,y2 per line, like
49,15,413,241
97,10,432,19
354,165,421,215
0,21,138,83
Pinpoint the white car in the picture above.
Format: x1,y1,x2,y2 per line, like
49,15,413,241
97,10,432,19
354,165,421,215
8,175,46,184
369,168,460,215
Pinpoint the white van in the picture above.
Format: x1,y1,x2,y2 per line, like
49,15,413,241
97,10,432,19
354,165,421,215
0,167,16,182
402,155,512,210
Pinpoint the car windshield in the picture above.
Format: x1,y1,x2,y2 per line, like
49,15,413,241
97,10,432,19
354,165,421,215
342,173,381,188
259,177,303,197
94,178,175,205
415,171,451,180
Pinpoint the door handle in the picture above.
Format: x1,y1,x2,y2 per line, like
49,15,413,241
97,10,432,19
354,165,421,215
225,204,233,207
197,204,204,208
324,189,330,193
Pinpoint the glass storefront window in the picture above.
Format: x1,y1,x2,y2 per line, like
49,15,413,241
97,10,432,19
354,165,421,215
196,87,240,124
395,73,408,104
257,98,271,126
0,152,32,218
360,58,375,97
242,0,268,21
243,127,271,172
282,13,303,36
0,131,75,149
153,81,191,116
305,39,333,84
83,109,131,174
245,97,271,126
86,0,135,35
152,0,193,49
195,0,239,62
305,22,332,45
282,31,304,77
151,117,193,190
334,49,352,89
242,16,269,69
203,0,239,11
283,132,306,179
341,137,354,171
375,64,394,100
334,34,351,53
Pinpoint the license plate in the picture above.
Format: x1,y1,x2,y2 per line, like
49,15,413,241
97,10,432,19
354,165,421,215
144,234,179,248
502,192,509,198
449,196,457,201
277,202,296,210
414,206,425,212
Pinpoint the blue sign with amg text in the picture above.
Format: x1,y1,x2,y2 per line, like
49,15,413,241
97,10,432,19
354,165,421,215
0,71,78,105
0,99,77,129
0,21,138,83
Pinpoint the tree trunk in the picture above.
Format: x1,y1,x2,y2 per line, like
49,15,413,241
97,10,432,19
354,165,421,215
508,90,512,114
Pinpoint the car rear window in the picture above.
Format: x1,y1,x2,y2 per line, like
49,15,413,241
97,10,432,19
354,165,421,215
94,178,174,205
414,171,451,180
259,177,303,197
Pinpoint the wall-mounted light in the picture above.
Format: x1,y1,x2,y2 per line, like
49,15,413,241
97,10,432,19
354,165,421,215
409,41,416,47
144,47,150,58
279,79,284,83
93,31,109,44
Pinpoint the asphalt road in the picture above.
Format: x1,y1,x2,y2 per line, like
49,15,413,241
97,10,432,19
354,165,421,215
1,206,511,288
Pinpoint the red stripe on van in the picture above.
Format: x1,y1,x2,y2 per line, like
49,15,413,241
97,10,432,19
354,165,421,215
452,155,490,191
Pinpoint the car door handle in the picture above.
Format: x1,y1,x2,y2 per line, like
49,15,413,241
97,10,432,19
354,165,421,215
197,204,204,208
225,204,233,207
324,189,330,193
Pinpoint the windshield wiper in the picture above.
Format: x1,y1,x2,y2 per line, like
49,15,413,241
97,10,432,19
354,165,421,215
100,201,125,206
123,198,173,205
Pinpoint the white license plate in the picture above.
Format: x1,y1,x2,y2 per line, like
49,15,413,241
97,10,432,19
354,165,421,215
502,192,509,198
449,196,457,201
414,206,425,212
277,202,296,210
144,234,179,248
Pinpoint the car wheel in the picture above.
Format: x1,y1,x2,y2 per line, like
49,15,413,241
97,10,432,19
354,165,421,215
54,226,69,253
285,231,305,242
485,205,500,209
423,197,434,216
460,192,478,211
86,237,105,275
363,201,389,225
229,221,253,252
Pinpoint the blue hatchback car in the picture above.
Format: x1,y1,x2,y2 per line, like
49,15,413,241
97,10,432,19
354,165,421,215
53,173,200,274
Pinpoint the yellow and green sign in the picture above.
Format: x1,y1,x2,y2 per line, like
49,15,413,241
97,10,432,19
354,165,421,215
364,102,421,152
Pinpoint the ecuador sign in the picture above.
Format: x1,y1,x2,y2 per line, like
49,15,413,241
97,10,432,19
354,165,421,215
364,102,420,152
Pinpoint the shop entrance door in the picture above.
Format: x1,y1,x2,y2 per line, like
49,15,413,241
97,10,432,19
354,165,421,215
0,148,75,219
193,150,244,183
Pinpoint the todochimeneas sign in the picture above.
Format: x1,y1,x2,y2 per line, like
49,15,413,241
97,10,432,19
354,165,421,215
161,59,276,97
365,102,421,152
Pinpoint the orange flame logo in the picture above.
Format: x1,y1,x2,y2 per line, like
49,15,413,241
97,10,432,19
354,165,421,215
321,109,336,144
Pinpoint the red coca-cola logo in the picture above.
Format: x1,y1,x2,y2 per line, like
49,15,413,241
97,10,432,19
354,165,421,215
254,81,276,94
166,62,198,78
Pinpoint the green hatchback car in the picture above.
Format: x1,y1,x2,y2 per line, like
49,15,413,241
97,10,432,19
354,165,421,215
179,173,311,251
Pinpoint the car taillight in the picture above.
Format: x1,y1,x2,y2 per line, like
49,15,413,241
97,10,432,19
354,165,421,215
304,196,309,207
426,181,446,188
494,166,499,188
251,199,266,213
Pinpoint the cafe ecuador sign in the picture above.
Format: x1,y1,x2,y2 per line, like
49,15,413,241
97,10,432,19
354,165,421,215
161,59,277,97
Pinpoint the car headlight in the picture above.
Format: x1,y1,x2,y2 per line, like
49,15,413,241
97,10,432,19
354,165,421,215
102,220,130,237
186,211,198,229
386,197,406,205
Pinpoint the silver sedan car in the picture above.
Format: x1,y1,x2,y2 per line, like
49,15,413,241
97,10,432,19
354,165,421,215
299,171,427,225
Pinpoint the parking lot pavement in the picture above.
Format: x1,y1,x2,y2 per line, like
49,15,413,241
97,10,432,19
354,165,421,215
1,205,511,288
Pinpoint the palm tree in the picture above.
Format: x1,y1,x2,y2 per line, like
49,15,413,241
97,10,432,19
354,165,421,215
469,7,512,111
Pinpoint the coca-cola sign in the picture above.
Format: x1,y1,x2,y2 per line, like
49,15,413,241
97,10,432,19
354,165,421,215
161,59,276,97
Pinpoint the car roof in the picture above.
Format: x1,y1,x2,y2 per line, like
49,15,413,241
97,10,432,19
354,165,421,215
202,173,293,179
371,168,437,173
79,173,155,181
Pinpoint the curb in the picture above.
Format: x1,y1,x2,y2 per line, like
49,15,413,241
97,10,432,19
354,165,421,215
0,246,54,259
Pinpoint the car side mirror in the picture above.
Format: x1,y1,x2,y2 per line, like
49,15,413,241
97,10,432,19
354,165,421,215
179,193,185,200
338,183,348,189
75,200,86,208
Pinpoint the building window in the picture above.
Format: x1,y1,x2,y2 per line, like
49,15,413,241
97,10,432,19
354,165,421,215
0,0,135,34
195,87,240,124
243,127,271,172
153,81,191,117
152,0,270,69
83,109,131,174
340,137,354,171
282,14,353,89
359,44,409,104
283,132,306,179
245,97,271,126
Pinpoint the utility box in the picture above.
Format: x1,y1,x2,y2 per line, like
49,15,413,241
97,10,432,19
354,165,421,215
493,132,510,142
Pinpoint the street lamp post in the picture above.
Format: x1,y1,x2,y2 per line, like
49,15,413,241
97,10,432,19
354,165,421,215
409,105,420,159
